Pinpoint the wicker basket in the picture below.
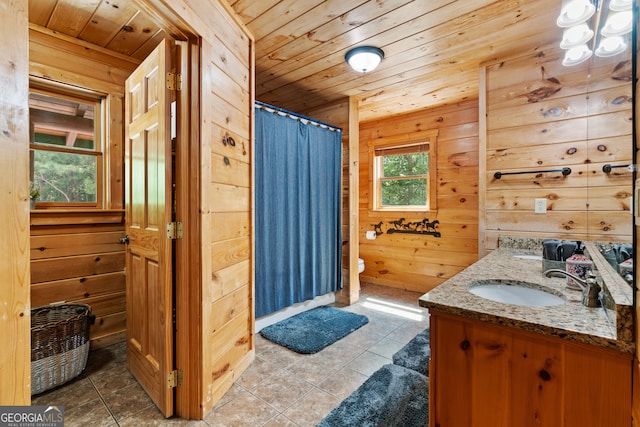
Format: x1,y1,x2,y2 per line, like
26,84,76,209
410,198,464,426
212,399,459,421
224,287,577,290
31,303,93,395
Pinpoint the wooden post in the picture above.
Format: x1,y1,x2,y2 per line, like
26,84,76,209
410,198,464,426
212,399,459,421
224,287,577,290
337,96,360,305
0,0,31,405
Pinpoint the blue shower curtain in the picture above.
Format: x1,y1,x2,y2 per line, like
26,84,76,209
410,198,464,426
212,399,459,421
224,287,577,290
255,105,342,318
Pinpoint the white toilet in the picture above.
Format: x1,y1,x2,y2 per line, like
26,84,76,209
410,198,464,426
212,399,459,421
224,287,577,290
358,258,365,274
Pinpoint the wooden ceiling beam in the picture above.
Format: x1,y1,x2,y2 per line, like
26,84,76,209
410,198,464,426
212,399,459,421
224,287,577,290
30,109,94,137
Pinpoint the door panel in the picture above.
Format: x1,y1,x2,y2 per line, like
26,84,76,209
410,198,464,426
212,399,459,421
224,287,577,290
124,38,174,417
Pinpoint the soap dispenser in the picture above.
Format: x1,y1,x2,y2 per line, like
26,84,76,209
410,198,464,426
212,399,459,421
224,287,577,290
565,241,593,290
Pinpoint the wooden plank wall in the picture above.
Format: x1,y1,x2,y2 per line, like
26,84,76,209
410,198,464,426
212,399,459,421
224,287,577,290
28,1,256,417
0,0,31,405
482,45,633,253
359,100,480,294
30,221,126,348
186,1,255,416
28,28,138,349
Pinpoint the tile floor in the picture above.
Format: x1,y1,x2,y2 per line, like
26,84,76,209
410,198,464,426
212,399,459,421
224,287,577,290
32,283,430,426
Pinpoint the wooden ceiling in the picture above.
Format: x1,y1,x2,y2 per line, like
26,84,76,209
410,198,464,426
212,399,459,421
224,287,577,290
29,0,566,122
28,0,169,63
229,0,565,121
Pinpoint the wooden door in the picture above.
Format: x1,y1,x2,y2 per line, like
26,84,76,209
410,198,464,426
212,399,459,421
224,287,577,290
124,39,175,417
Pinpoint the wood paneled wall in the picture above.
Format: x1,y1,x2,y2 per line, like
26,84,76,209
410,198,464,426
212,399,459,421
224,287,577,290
359,100,480,294
30,220,126,349
28,27,137,349
26,1,256,417
481,45,633,253
0,0,30,405
9,0,252,417
189,1,255,417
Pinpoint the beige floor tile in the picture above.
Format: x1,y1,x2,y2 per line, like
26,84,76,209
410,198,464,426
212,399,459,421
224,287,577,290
104,380,155,421
236,355,284,390
318,340,365,365
84,342,126,375
286,353,341,385
337,325,386,349
31,376,98,408
316,367,368,400
362,315,407,336
118,405,208,426
250,368,314,412
281,387,342,426
37,282,430,426
90,365,139,397
368,336,408,359
345,350,391,377
389,321,430,344
204,388,279,426
212,382,245,409
254,336,306,369
63,396,116,427
360,282,424,303
262,414,300,427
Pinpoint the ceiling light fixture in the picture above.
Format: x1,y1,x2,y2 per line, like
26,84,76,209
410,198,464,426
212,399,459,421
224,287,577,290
345,46,384,73
595,35,627,56
560,24,594,49
557,0,631,66
557,0,596,27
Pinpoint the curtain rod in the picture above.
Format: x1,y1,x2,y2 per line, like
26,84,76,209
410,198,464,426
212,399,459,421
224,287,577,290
255,100,342,132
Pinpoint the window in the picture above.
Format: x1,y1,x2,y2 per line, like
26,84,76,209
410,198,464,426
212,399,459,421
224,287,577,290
29,89,103,208
370,130,438,211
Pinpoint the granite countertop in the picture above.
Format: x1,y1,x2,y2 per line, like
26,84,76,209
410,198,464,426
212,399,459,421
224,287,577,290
419,240,634,353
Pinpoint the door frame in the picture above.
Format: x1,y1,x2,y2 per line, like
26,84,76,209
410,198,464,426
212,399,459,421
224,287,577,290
173,37,202,419
134,2,202,418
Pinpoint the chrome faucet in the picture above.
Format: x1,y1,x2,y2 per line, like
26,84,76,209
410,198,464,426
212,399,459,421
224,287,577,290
543,269,601,308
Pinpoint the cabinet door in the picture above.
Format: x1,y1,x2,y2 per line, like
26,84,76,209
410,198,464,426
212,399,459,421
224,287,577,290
562,342,631,426
431,314,511,427
430,312,632,427
510,332,564,426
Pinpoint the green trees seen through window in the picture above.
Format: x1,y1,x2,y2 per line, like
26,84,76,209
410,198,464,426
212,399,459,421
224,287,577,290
32,150,97,203
380,152,428,206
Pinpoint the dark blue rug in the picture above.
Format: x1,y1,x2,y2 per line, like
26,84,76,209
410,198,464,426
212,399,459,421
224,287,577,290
317,364,429,427
392,328,430,376
259,306,369,354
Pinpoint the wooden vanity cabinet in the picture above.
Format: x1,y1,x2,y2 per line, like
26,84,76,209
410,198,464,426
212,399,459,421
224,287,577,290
429,311,632,427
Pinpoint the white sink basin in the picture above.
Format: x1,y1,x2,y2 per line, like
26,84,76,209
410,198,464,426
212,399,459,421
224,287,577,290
468,280,565,307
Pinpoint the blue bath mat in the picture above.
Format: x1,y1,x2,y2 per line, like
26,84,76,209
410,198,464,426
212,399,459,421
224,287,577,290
317,364,429,427
392,328,431,376
259,306,368,354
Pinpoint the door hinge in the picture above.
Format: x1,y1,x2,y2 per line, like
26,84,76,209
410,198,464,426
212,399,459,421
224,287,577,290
167,369,183,388
166,221,183,239
166,72,182,91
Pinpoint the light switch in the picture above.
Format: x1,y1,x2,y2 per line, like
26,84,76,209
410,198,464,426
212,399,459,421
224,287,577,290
534,198,547,213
